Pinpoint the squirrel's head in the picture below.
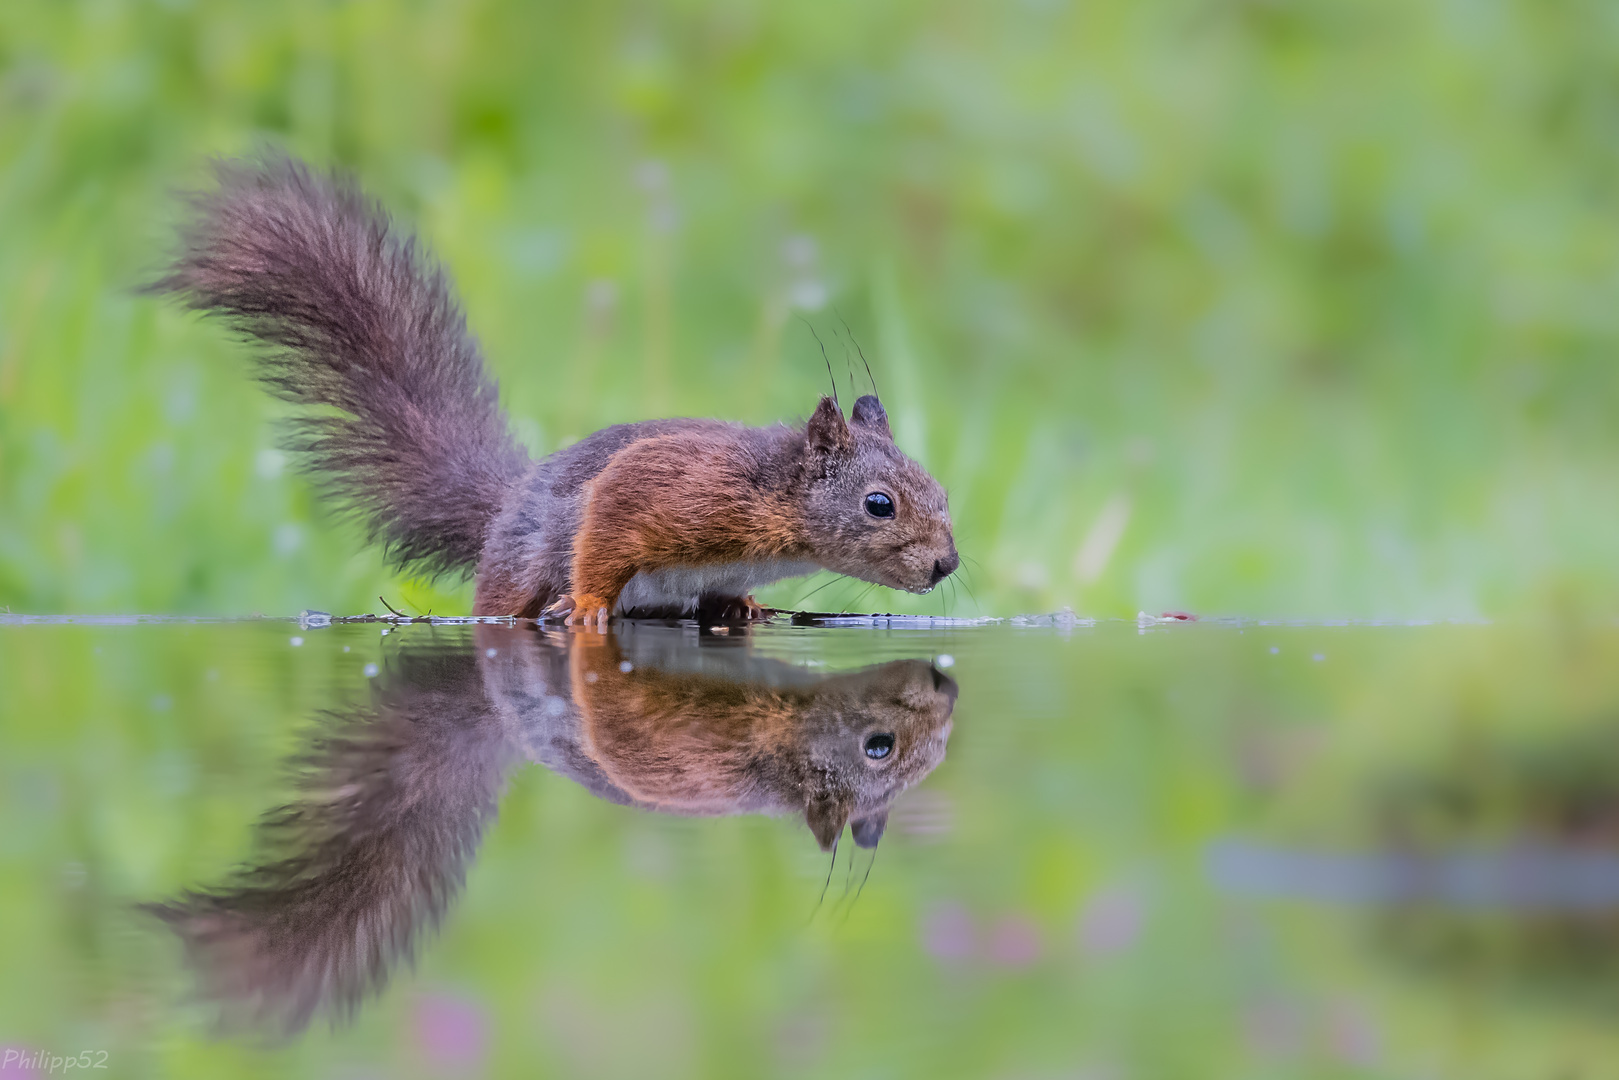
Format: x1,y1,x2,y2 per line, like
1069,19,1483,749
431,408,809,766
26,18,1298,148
800,395,959,594
798,658,959,851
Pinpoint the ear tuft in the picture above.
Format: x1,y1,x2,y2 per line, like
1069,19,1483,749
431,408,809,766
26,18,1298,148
806,396,853,456
806,790,852,851
850,395,892,440
850,808,889,849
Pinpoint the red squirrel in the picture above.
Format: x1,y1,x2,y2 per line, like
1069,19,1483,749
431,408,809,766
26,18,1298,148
153,153,959,624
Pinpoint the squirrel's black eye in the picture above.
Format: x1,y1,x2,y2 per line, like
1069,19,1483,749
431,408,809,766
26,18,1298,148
864,733,895,760
864,492,895,519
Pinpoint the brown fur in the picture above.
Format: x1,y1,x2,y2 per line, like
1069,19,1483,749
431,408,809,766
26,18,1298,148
560,630,957,845
558,432,809,624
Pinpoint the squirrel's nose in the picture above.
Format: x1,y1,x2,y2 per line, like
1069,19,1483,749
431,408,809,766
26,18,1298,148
929,552,959,585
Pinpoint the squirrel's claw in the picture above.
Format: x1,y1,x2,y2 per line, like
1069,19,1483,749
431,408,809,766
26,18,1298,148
559,594,612,629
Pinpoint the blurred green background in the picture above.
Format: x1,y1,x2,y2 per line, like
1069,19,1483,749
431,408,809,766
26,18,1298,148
3,0,1617,619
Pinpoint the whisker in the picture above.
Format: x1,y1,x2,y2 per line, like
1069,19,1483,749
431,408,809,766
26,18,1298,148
958,568,979,601
841,583,878,615
798,316,838,409
792,572,853,610
828,841,857,918
837,328,857,403
954,556,983,609
853,847,878,904
812,837,840,917
835,308,879,398
835,848,879,926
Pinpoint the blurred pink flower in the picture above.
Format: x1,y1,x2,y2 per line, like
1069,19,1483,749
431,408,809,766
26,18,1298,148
987,915,1042,968
921,901,976,962
415,992,488,1074
0,1046,41,1079
1327,1000,1380,1066
1078,885,1145,955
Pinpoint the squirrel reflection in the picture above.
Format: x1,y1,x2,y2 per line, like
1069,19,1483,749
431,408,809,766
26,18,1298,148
149,625,957,1033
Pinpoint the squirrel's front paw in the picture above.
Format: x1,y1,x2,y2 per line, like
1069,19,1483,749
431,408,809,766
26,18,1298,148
560,594,612,630
540,594,612,629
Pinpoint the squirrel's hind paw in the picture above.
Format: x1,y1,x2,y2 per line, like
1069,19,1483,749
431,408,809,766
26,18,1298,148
539,595,575,621
708,595,772,622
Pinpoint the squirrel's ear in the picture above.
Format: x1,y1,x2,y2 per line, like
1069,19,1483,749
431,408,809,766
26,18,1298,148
806,396,853,456
850,395,892,440
849,808,889,849
806,790,853,851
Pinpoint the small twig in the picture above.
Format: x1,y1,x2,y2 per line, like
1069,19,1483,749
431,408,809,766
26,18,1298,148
378,595,408,619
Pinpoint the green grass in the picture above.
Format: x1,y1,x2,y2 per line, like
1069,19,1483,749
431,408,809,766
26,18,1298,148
3,0,1618,618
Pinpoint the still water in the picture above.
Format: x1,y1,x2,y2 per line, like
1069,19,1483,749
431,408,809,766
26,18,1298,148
3,615,1619,1079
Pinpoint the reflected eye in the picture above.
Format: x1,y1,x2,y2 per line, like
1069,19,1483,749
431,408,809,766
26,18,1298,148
864,492,895,519
864,733,895,760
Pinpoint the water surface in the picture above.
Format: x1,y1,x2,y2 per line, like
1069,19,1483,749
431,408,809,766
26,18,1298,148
4,616,1619,1079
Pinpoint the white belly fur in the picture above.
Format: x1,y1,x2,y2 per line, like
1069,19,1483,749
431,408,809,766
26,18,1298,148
615,559,822,616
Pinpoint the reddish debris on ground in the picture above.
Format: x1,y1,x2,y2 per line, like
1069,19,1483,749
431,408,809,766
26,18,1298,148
1160,611,1197,621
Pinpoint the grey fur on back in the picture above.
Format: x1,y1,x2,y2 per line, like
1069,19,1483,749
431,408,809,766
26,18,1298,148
151,152,531,578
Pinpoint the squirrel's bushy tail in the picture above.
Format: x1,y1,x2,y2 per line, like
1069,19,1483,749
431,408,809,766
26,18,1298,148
152,153,530,577
145,646,510,1034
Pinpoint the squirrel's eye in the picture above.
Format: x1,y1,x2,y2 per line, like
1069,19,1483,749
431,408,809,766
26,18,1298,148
864,492,895,519
864,733,895,760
